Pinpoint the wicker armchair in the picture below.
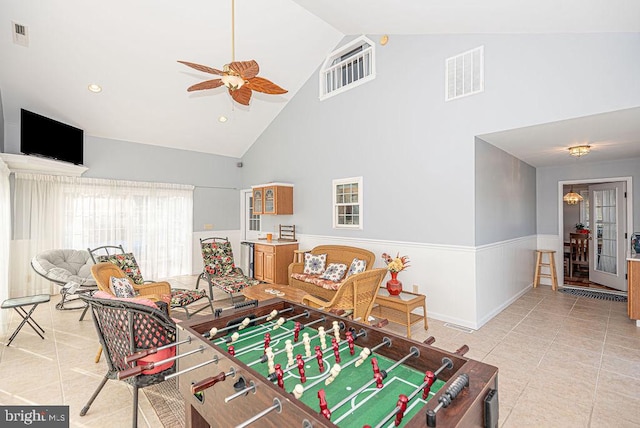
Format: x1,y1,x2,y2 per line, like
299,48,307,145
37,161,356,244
302,268,386,324
91,262,171,302
80,294,176,427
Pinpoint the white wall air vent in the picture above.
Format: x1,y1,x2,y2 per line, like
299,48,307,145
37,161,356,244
319,36,376,101
12,21,29,47
446,46,484,101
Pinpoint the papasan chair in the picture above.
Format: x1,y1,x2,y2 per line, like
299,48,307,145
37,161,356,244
31,249,97,310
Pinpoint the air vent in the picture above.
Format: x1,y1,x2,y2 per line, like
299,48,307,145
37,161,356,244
12,21,29,47
445,46,483,101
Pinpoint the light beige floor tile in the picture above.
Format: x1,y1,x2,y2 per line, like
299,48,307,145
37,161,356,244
605,331,640,350
593,389,640,424
602,342,640,363
601,354,640,379
552,330,604,354
596,368,640,400
590,407,640,427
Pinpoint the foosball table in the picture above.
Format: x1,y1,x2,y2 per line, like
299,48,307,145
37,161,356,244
171,299,499,427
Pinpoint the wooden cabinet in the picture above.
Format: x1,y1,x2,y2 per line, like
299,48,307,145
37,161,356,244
251,184,293,215
628,259,640,319
254,243,298,284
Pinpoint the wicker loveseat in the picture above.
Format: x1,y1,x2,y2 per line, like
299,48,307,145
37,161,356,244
288,245,376,301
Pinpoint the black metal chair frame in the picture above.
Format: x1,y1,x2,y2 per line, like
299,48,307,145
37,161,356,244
88,244,127,263
80,294,176,427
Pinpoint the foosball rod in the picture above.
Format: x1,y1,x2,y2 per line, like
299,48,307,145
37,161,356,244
225,380,256,403
164,356,219,380
234,317,326,357
247,323,351,367
124,336,193,364
234,398,282,428
426,373,470,427
372,358,455,428
117,345,206,380
328,347,420,415
214,299,259,318
291,331,378,395
214,310,312,346
206,307,295,339
266,327,365,382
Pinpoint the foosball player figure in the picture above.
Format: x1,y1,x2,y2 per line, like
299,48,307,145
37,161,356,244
296,354,306,383
371,357,383,388
332,320,340,341
274,363,285,389
318,389,331,420
285,339,295,367
315,345,325,373
346,331,355,355
264,332,271,352
331,337,341,363
294,321,302,342
422,371,436,399
394,394,409,426
227,344,235,357
318,326,327,349
303,332,312,357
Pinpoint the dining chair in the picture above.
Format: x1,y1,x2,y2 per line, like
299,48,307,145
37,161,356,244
569,233,589,278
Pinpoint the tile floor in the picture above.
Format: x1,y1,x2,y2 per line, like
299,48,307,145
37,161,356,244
1,277,639,427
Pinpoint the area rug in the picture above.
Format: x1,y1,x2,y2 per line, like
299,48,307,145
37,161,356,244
144,377,185,427
559,287,627,302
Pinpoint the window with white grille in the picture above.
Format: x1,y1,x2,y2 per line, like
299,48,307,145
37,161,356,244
333,177,363,229
320,36,376,100
446,46,484,101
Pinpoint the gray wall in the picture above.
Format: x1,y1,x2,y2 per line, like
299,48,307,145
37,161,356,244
475,138,536,245
538,158,640,236
83,136,242,232
242,33,640,246
0,90,4,153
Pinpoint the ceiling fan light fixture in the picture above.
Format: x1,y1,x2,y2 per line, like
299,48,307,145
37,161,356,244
568,145,591,157
220,74,245,90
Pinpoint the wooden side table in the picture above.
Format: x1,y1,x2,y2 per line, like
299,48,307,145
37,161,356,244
371,289,428,339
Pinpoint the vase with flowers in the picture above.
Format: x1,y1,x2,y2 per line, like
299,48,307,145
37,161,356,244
381,252,410,296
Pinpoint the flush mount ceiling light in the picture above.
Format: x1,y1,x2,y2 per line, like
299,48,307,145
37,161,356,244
563,186,584,205
568,145,591,157
177,0,287,106
87,84,102,93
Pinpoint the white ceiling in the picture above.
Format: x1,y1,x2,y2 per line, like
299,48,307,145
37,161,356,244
1,0,639,160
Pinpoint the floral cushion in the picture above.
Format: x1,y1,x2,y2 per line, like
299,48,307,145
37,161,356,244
303,253,327,275
346,257,367,278
201,241,236,276
109,276,136,298
320,263,348,282
290,273,343,291
170,288,208,307
210,272,259,294
97,253,145,285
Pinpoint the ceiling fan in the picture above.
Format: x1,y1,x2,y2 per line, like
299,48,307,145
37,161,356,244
178,0,287,106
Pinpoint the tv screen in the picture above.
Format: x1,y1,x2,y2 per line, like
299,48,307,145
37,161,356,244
20,109,84,165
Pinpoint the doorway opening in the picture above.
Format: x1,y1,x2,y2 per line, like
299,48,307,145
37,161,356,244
558,177,633,293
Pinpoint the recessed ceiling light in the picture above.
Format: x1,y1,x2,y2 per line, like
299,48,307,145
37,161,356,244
88,84,102,93
218,115,228,123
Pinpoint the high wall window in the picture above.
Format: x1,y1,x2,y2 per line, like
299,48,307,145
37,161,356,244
319,36,376,100
333,177,363,229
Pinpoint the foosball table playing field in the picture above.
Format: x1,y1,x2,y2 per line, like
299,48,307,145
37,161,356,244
168,299,499,427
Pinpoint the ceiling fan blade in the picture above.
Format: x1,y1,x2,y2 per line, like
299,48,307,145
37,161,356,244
230,86,252,106
228,60,259,79
187,79,224,92
246,77,287,95
178,60,224,75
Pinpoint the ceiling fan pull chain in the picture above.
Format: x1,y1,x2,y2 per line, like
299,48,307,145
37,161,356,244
231,0,235,62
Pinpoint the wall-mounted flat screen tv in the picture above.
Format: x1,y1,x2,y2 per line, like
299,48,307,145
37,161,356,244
20,108,84,165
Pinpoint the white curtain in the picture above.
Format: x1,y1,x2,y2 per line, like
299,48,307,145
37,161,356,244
0,159,11,335
12,173,193,296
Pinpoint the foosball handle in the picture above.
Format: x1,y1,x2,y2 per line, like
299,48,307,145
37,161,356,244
426,410,437,427
454,345,469,356
423,336,436,345
191,372,226,394
372,318,389,328
117,362,153,380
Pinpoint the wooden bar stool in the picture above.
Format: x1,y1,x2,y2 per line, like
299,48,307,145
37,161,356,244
533,249,558,291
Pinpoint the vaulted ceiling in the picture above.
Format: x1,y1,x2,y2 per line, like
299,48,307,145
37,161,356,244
1,0,639,160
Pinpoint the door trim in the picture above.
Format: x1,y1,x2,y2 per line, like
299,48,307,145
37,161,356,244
557,176,633,287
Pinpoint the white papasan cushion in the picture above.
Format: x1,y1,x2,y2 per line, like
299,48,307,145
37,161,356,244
31,249,97,286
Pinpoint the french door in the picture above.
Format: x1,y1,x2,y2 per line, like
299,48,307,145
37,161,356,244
588,182,627,291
